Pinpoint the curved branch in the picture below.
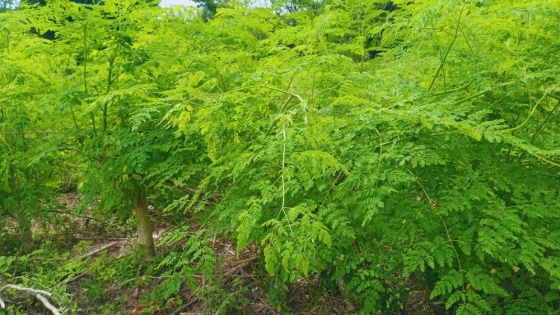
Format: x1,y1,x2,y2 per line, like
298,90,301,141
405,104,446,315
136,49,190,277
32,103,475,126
531,99,560,144
0,284,52,297
525,150,560,168
0,285,61,315
35,294,61,315
500,92,547,133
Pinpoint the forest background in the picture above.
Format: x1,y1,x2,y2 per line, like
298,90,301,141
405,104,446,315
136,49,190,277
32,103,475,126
1,0,560,314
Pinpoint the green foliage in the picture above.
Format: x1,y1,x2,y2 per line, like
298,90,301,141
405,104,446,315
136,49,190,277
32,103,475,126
164,0,560,312
0,249,79,314
1,0,560,313
0,7,66,252
147,225,218,312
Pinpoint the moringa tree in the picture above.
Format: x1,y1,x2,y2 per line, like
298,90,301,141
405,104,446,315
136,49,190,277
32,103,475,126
22,0,209,260
164,0,560,312
0,9,67,252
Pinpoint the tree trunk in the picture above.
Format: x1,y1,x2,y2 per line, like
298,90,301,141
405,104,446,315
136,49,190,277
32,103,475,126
133,187,155,261
10,171,33,253
15,197,33,253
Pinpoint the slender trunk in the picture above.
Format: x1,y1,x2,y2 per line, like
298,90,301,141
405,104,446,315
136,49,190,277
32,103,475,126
83,23,98,137
9,168,33,252
133,186,155,261
15,198,33,253
6,30,10,54
10,171,32,252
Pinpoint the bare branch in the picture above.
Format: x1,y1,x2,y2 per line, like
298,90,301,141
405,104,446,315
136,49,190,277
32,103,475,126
74,241,122,261
224,256,258,276
35,294,61,315
0,284,52,297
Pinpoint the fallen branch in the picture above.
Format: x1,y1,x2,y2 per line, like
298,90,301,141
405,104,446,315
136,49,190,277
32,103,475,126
74,237,132,241
35,293,61,315
48,209,100,221
233,256,258,266
224,256,258,276
172,295,199,315
0,284,52,297
0,284,61,315
74,241,122,261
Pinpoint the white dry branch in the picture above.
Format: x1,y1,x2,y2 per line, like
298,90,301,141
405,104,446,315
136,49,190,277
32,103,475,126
0,284,61,315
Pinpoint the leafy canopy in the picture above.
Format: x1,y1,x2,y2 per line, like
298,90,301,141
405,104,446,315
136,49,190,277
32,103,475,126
1,0,559,313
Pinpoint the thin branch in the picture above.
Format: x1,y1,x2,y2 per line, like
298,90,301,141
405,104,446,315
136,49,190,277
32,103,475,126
279,126,295,239
318,170,344,210
170,295,199,315
432,80,472,96
264,85,304,103
451,81,515,106
500,92,547,133
224,263,254,276
280,128,287,219
225,256,258,276
531,99,560,144
408,169,466,294
74,237,131,241
60,273,88,284
452,89,492,106
0,284,52,297
48,209,99,221
525,150,560,168
35,294,61,315
428,3,466,91
232,255,258,266
73,241,122,261
266,94,294,135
